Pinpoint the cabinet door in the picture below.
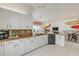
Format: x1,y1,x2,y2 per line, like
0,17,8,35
38,36,45,45
19,14,32,29
15,39,24,56
4,41,15,56
24,38,33,53
34,36,42,47
43,35,48,44
27,38,35,51
24,37,37,53
8,11,19,29
56,35,65,47
0,8,9,29
0,42,3,56
31,37,38,49
19,39,24,55
24,15,32,29
19,14,26,29
38,35,48,46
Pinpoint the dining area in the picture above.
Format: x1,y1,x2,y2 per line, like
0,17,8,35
65,30,79,43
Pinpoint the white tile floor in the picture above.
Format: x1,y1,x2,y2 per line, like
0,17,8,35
24,41,79,56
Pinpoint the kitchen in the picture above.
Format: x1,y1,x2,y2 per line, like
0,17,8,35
0,3,79,56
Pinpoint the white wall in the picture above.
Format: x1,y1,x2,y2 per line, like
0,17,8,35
32,4,79,31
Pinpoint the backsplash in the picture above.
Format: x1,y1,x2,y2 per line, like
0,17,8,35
9,29,32,38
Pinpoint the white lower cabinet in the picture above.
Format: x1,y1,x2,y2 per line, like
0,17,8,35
43,35,48,45
4,39,25,56
24,35,48,54
14,39,24,56
24,38,34,53
0,42,3,56
28,37,35,51
33,35,48,49
35,36,44,47
37,35,48,46
34,37,41,48
56,35,65,47
41,35,48,45
1,35,48,56
4,41,15,56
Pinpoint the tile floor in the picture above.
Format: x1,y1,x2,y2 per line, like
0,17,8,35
24,41,79,56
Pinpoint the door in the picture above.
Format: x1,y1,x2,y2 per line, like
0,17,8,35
4,41,15,56
8,11,19,29
0,42,3,56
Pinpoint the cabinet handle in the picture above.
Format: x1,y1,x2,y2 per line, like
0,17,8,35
9,25,12,28
14,44,16,48
7,24,8,28
17,43,19,47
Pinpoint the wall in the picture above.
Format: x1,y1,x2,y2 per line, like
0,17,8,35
32,4,79,31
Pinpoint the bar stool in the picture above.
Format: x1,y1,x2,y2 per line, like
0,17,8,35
68,33,72,41
71,33,78,42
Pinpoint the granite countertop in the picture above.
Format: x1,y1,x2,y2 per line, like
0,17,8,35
48,32,66,35
0,34,47,42
0,32,66,42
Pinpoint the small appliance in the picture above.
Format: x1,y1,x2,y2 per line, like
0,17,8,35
0,30,9,40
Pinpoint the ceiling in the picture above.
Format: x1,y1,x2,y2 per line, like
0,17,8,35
0,3,79,22
31,4,79,22
0,3,32,14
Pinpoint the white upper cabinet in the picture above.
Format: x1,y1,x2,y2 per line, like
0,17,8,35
19,14,27,29
8,11,20,29
0,8,9,29
0,8,19,29
19,14,32,29
0,8,32,29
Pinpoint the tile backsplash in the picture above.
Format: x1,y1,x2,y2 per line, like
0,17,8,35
9,29,32,38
